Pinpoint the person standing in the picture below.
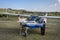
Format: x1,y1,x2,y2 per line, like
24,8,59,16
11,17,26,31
18,15,23,35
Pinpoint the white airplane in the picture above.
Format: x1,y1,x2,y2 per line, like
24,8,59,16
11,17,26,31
0,12,60,37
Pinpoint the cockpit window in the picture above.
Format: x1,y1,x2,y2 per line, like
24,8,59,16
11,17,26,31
35,17,41,23
29,16,38,21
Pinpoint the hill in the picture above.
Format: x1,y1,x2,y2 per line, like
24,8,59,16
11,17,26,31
0,8,60,16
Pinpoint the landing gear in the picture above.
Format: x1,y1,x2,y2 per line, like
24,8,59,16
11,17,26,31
41,21,45,35
19,21,46,37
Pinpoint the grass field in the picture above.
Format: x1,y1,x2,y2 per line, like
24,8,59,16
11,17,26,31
0,17,60,40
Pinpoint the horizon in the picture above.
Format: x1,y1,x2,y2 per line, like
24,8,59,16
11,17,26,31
0,8,60,12
0,0,60,12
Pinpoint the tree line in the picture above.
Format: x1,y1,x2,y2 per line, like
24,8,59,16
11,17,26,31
0,8,60,16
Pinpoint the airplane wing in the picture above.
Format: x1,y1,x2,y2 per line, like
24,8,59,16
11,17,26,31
0,12,60,18
39,16,60,18
0,12,30,17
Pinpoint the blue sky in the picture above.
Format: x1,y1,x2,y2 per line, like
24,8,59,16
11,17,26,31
0,0,60,12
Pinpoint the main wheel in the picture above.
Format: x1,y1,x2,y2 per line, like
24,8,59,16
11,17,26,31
41,21,45,35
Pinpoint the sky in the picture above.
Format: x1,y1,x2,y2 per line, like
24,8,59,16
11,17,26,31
0,0,60,12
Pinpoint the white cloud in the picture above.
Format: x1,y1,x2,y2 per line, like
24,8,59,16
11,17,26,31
48,0,60,12
49,3,57,7
49,0,60,7
54,3,57,7
58,0,60,3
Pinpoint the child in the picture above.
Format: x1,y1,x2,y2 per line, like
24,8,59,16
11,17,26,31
18,15,23,35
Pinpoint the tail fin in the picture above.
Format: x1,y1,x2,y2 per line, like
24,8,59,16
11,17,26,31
44,13,47,23
45,13,47,17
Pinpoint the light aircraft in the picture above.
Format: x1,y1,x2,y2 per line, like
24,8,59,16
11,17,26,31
0,12,60,37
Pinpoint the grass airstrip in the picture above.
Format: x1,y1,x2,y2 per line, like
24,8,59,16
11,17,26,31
0,17,60,40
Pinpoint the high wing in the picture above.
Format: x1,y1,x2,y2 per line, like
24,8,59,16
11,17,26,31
0,12,60,18
39,16,60,18
0,12,30,17
39,13,60,18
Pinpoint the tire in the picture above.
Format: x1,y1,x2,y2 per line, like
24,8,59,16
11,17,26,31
41,21,45,35
24,32,27,37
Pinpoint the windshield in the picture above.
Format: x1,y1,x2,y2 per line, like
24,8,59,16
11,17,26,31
29,16,38,21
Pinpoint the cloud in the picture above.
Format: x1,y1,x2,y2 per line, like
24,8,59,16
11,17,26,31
49,0,60,7
54,3,57,6
49,3,57,7
58,0,60,3
48,0,60,12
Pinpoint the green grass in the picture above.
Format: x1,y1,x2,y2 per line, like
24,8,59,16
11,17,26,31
0,17,60,40
0,17,17,21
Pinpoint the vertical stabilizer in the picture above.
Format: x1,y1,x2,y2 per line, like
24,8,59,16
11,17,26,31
44,13,47,23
